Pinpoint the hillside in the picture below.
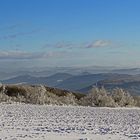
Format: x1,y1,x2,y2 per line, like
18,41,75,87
2,73,140,96
55,73,131,91
1,84,140,107
1,73,73,86
79,75,140,95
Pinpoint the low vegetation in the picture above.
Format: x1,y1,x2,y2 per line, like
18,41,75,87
0,84,139,107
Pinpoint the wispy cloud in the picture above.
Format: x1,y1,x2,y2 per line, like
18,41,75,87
42,40,112,50
0,24,20,31
55,42,73,49
42,41,74,49
0,51,43,59
85,40,112,48
0,29,41,40
0,50,67,60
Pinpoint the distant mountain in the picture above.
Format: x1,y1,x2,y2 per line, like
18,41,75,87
1,66,140,80
55,73,130,91
79,74,140,95
111,68,140,75
1,75,37,84
1,73,73,86
1,72,125,89
2,72,140,96
36,73,73,86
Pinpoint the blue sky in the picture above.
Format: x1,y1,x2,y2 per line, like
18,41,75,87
0,0,140,68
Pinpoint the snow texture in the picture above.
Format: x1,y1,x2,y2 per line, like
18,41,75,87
0,103,140,140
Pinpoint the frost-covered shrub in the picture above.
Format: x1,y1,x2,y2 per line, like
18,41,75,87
0,85,26,103
111,88,135,107
79,96,94,106
0,85,9,103
0,92,10,102
23,85,47,104
97,95,116,107
90,87,116,107
4,86,26,97
59,93,78,106
80,87,116,107
0,84,138,107
43,91,61,105
133,96,140,107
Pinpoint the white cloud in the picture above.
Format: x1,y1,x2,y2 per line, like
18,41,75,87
86,40,112,48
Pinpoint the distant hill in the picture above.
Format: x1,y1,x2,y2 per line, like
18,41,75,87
1,74,37,84
36,73,73,86
79,75,140,95
1,66,140,80
1,73,73,86
55,73,130,91
111,68,140,75
2,72,140,96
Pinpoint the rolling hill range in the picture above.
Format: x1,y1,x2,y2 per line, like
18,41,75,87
1,73,72,86
55,73,131,91
1,66,140,80
2,73,140,95
79,75,140,95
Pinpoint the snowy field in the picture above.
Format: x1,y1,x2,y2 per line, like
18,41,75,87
0,104,140,140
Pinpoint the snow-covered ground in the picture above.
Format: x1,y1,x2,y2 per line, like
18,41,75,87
0,104,140,140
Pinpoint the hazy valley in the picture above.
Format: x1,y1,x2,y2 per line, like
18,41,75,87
2,67,140,96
